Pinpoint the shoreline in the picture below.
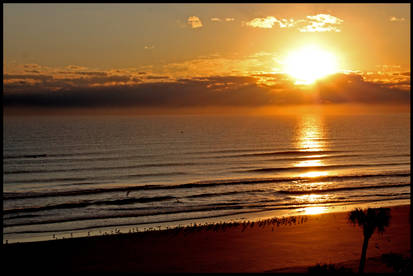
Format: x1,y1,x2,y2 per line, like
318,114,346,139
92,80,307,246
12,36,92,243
4,198,409,244
3,204,410,273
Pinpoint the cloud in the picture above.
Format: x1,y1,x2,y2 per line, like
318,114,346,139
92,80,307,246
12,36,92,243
3,71,409,112
298,14,343,32
3,76,271,109
4,57,409,113
307,14,343,25
3,71,137,92
245,14,343,32
211,17,235,23
65,65,88,71
187,16,203,29
57,71,108,76
23,64,42,69
144,75,170,80
389,16,405,22
245,16,278,29
144,45,154,50
275,18,296,28
24,70,41,74
4,74,54,81
316,73,410,105
361,69,410,91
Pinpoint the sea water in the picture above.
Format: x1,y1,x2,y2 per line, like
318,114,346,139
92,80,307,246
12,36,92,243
3,113,410,243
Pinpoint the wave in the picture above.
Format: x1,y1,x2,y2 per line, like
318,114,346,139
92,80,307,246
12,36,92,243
4,214,40,220
245,162,410,173
4,153,49,159
4,195,410,230
3,202,255,228
3,153,162,165
6,183,409,216
267,153,410,162
210,150,344,159
186,189,267,199
4,162,200,175
5,153,409,176
356,192,411,198
183,148,283,155
5,149,409,161
277,183,410,195
3,189,272,215
4,146,322,161
1,147,322,158
5,171,186,185
3,147,306,163
3,208,259,234
3,148,153,160
3,150,341,167
4,172,410,200
3,195,176,215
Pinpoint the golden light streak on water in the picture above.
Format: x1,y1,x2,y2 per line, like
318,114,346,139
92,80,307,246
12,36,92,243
294,159,322,167
303,206,327,215
300,171,329,178
295,114,330,178
296,114,326,151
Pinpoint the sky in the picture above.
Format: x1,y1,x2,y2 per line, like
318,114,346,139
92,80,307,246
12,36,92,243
3,3,411,115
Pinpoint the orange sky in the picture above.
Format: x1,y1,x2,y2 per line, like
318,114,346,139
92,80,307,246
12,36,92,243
3,3,410,114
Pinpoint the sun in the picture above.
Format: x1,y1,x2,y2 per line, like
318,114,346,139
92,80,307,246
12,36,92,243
283,45,338,85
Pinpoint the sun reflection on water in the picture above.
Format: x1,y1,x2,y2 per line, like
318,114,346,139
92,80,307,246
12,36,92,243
297,114,325,151
297,114,325,152
294,194,329,215
294,194,324,203
294,159,322,167
295,114,329,178
303,206,327,215
300,171,329,178
293,114,330,216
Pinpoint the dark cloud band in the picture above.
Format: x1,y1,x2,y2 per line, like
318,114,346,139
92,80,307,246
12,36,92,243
3,73,410,109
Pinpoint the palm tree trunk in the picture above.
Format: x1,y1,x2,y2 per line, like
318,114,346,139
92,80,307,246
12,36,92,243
358,236,370,273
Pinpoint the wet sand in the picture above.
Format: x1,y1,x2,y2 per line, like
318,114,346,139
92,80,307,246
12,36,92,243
3,205,410,273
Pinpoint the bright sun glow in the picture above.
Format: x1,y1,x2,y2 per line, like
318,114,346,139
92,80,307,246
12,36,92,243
283,45,338,84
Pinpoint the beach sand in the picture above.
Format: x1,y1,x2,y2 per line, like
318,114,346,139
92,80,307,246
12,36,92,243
3,205,410,273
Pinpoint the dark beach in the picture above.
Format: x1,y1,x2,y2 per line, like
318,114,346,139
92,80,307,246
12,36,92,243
3,204,410,273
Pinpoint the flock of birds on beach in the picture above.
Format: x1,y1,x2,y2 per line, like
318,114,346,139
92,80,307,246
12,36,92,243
46,215,309,241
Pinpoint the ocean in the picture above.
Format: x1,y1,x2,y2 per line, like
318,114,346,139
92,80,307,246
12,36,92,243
3,113,410,243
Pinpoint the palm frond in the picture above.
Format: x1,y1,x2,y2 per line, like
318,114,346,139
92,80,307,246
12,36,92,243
348,207,391,234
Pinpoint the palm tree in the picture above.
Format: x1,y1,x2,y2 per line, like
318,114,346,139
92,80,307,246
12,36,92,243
348,207,391,273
